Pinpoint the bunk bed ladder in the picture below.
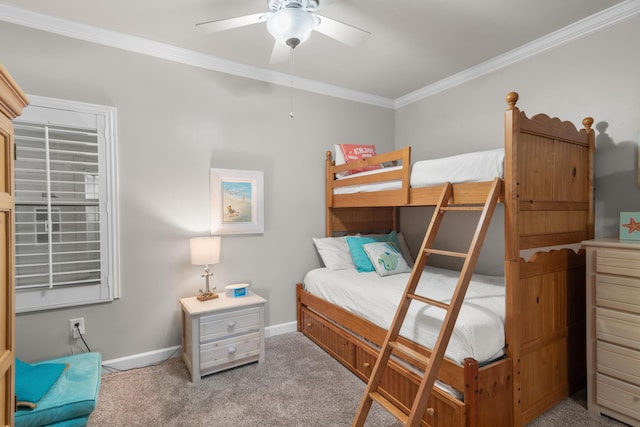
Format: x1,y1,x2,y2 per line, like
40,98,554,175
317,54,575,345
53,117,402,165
353,177,502,427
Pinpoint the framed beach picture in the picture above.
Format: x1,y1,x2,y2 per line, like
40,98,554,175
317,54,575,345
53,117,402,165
210,168,264,235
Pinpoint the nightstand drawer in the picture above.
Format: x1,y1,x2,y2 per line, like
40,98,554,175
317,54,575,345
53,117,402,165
597,341,640,386
597,249,640,278
596,274,640,314
200,307,260,342
597,373,640,421
200,332,261,370
596,307,640,351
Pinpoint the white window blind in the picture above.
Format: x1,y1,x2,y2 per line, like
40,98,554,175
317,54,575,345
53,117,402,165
14,95,119,312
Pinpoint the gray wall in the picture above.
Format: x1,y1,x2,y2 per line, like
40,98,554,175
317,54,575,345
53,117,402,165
0,22,395,362
4,12,640,362
395,14,640,273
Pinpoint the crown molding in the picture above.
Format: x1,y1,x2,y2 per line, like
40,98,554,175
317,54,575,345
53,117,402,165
0,3,395,109
0,1,638,110
395,0,640,108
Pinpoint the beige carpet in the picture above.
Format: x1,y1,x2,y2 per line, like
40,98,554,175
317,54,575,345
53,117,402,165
87,332,627,427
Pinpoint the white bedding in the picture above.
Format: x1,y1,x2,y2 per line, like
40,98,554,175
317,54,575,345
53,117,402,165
333,165,402,194
334,148,504,195
303,265,505,365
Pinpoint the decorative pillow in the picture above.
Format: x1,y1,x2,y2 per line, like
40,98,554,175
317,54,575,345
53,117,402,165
312,236,355,270
345,231,408,273
363,242,412,276
15,358,68,409
334,144,382,178
388,232,414,267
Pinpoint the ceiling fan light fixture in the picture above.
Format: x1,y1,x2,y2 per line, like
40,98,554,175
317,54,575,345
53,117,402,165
267,8,317,48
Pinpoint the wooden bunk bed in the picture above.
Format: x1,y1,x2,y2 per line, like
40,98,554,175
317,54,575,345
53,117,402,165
296,92,595,427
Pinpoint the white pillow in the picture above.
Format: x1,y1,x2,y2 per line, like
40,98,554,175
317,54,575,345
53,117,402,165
362,241,412,277
312,237,355,270
395,232,414,267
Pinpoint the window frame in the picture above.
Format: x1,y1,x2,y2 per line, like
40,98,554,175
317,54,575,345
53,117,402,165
14,95,120,313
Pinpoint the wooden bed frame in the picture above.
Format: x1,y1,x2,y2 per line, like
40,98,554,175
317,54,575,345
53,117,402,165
296,92,595,427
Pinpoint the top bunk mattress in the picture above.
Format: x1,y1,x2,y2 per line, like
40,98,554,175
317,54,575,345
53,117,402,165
303,265,505,365
334,148,504,195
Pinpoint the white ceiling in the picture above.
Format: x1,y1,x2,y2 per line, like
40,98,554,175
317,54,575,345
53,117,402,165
0,0,634,107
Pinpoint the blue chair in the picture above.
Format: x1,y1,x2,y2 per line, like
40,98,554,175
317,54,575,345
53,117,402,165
15,352,101,427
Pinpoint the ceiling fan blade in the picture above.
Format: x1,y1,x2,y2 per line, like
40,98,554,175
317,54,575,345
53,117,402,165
196,13,267,33
314,15,370,47
315,0,337,10
270,41,291,64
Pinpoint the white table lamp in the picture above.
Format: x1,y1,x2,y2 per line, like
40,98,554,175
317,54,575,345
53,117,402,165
190,236,221,301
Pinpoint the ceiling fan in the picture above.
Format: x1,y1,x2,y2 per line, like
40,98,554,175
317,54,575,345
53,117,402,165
196,0,370,63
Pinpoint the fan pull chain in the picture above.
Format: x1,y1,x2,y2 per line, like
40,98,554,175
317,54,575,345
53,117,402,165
289,47,295,119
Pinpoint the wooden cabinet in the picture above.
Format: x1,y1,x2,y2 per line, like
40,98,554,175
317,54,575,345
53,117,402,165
0,66,28,427
179,292,266,382
583,237,640,426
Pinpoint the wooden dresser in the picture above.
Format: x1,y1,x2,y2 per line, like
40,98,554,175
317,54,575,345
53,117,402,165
583,237,640,426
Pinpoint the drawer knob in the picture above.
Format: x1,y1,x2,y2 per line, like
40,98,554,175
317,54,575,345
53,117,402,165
363,362,370,369
228,347,237,355
426,408,435,416
306,322,312,328
227,321,237,329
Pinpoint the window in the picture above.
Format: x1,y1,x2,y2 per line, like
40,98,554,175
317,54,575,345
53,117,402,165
14,95,119,312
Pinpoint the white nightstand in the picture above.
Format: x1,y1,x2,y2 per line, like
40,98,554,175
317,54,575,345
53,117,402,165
179,291,267,382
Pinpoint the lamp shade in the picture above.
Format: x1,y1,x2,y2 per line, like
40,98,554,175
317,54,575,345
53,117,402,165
190,236,221,266
267,8,317,48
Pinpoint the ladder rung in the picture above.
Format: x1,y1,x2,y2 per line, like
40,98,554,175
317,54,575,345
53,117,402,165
408,293,450,310
389,341,431,369
370,391,408,424
424,248,467,258
441,205,484,211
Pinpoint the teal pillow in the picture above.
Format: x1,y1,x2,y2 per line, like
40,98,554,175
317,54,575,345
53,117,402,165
346,231,405,272
15,358,67,408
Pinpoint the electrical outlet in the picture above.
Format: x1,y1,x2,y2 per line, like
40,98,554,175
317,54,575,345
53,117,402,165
69,318,85,339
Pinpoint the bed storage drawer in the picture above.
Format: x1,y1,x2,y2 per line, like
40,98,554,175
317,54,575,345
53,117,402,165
354,342,465,427
597,373,640,422
300,307,356,369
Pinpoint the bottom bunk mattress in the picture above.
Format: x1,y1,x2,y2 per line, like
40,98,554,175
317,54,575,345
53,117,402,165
302,265,505,365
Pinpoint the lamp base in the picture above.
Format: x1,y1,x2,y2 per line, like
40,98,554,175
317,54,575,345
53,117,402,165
196,291,218,301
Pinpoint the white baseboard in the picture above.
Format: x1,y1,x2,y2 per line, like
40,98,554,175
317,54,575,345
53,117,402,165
101,345,182,374
100,320,298,373
265,320,297,337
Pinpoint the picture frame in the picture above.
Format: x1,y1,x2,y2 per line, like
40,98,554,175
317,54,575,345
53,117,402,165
210,168,264,235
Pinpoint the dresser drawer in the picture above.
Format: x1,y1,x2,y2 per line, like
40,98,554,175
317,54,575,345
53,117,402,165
596,274,640,314
597,341,640,386
200,332,261,371
597,373,640,422
597,248,640,278
200,307,260,342
596,307,640,351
